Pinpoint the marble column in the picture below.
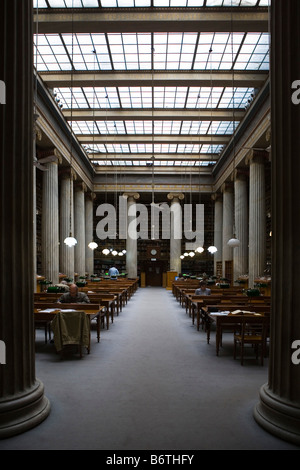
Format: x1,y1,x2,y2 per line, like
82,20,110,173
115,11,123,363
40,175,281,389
167,193,184,274
85,192,96,278
74,182,87,278
41,149,62,285
233,170,249,280
33,126,42,292
124,193,140,278
254,0,300,446
221,183,234,278
0,0,50,438
212,194,223,276
59,169,76,281
247,151,266,288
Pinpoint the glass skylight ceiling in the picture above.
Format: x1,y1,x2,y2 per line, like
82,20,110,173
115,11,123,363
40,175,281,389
70,120,239,134
54,86,254,109
34,32,269,72
34,0,269,8
33,1,269,169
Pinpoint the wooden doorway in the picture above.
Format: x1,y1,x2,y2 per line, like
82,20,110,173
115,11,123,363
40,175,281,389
145,261,164,286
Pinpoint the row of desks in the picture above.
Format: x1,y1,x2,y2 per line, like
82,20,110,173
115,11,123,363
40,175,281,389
172,281,271,356
34,278,139,354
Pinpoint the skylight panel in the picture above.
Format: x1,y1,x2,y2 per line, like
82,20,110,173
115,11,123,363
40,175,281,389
107,33,151,70
34,0,48,7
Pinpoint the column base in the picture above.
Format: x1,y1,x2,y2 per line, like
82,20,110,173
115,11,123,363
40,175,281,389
0,379,50,439
254,383,300,446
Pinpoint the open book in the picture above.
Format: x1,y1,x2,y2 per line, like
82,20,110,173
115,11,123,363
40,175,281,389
230,309,260,315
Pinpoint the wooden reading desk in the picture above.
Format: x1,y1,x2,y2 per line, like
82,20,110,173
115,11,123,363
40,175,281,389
34,303,105,352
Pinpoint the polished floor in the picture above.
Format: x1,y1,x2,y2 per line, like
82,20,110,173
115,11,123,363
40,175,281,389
0,287,299,451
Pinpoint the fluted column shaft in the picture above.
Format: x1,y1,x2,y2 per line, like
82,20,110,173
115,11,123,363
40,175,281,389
125,193,140,278
85,193,95,277
42,158,60,285
60,172,75,280
0,0,50,438
254,0,300,446
248,154,266,287
233,173,249,280
221,184,234,277
168,193,184,274
74,183,86,278
213,195,223,275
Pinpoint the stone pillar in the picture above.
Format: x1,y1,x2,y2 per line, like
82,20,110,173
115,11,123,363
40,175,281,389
41,149,62,286
233,170,249,280
0,0,50,438
212,193,223,276
246,150,266,288
59,169,76,281
74,182,87,279
167,193,184,273
124,193,140,278
254,0,300,446
85,192,96,278
221,183,234,278
33,126,42,292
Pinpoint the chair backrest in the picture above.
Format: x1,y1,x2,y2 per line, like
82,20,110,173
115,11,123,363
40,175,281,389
240,315,269,340
51,310,90,352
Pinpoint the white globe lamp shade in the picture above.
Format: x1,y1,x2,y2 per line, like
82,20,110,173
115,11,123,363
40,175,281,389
64,236,77,247
118,252,123,256
208,246,218,254
183,252,189,257
88,241,98,250
195,246,204,253
122,249,127,254
189,252,195,257
112,250,118,256
180,255,184,259
102,248,110,255
227,238,240,248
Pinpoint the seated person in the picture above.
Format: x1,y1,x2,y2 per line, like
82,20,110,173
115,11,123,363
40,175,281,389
108,266,119,279
195,281,211,296
58,284,90,304
175,273,185,281
54,280,70,292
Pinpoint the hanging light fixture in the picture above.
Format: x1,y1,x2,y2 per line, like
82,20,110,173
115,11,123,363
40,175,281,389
207,49,218,256
227,5,240,249
102,248,110,255
64,7,77,248
88,49,98,252
195,246,204,254
88,241,98,250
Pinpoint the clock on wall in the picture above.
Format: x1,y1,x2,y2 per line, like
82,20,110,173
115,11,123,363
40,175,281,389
147,246,161,258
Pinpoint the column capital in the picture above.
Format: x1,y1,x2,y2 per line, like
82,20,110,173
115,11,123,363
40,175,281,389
123,192,140,201
74,181,87,193
34,125,42,142
211,192,222,202
221,181,233,193
231,168,249,182
37,148,63,165
86,191,96,201
59,167,77,181
167,192,185,201
245,149,269,166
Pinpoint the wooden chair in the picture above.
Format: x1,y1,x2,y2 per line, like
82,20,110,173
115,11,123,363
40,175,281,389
233,315,269,365
51,310,90,359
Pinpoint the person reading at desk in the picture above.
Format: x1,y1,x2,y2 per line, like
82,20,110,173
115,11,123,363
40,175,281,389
58,284,90,304
195,280,211,296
